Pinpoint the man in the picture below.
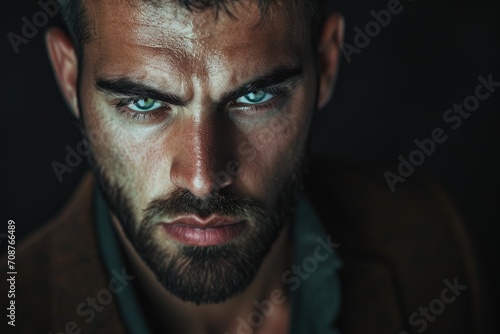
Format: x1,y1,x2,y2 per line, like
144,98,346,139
3,0,483,333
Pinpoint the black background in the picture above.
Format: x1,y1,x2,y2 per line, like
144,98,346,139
2,0,499,327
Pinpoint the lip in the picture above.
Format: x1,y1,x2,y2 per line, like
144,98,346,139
162,216,247,246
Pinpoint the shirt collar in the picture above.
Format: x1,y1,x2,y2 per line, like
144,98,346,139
94,186,152,334
290,194,343,334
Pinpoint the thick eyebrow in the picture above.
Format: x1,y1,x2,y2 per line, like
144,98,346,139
94,65,302,107
221,65,302,103
95,77,188,107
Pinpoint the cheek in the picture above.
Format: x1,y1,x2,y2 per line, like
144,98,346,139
79,81,173,212
236,85,314,202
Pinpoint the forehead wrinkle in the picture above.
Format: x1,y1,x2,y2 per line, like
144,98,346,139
88,0,304,50
94,42,186,77
82,0,311,53
88,0,194,50
86,0,307,102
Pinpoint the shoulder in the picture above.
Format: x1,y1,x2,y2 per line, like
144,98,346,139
10,172,96,279
305,159,484,333
1,173,124,333
305,159,469,241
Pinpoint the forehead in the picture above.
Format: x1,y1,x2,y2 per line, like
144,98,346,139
83,0,310,82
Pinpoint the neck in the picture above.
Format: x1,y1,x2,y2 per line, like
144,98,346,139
111,215,293,334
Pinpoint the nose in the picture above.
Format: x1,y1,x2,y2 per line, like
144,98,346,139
169,113,234,198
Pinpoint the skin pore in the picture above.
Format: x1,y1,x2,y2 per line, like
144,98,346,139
46,0,343,333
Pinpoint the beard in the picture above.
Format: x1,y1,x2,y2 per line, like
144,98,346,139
86,138,306,305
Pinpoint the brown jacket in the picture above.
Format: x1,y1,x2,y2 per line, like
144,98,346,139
2,161,484,333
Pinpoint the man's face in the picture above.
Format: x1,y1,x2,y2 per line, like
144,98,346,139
77,0,319,304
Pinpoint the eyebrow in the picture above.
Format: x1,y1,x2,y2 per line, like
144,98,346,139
94,65,302,106
95,76,188,106
220,65,302,103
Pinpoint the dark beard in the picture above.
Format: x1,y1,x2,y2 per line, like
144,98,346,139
87,139,305,305
135,177,301,304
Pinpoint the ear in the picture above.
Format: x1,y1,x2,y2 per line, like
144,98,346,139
45,27,80,118
316,13,344,110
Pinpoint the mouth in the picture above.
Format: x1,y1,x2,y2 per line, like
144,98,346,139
162,216,248,246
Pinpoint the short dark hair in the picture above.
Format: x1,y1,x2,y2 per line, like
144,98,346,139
58,0,325,56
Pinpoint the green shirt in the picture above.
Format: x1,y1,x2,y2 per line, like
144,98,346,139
94,187,342,333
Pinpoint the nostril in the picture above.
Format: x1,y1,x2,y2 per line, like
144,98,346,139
211,168,234,192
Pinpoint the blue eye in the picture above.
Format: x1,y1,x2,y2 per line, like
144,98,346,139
128,98,163,112
236,91,274,104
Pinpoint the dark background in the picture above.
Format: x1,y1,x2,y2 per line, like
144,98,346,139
2,0,499,327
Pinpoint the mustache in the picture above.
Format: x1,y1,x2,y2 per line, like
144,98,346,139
141,188,267,226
